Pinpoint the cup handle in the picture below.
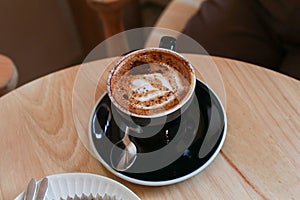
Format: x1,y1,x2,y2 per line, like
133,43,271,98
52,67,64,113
159,36,176,51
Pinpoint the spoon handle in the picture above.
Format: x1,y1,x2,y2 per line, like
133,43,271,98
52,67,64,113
24,178,37,200
35,178,48,200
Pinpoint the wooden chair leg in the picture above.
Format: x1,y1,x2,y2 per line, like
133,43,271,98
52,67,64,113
0,54,18,96
86,0,133,38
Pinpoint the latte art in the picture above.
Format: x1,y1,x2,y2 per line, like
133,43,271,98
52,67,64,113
109,49,195,116
131,73,174,108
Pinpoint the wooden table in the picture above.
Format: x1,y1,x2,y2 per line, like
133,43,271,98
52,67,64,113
0,54,299,199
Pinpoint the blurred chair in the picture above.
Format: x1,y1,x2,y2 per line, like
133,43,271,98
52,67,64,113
145,0,203,48
153,0,300,79
86,0,202,49
154,0,203,32
0,54,18,96
86,0,141,56
87,0,133,38
0,0,102,86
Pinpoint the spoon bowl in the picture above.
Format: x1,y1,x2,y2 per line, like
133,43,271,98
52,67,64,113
110,126,138,171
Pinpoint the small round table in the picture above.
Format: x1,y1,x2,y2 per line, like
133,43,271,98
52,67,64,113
0,55,299,199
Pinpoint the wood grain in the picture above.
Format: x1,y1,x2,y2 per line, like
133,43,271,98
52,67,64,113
0,55,299,199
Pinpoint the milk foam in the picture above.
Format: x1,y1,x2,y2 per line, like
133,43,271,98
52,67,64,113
109,50,193,116
131,73,180,109
112,62,190,115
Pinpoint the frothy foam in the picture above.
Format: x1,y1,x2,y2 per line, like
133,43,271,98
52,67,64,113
109,49,193,116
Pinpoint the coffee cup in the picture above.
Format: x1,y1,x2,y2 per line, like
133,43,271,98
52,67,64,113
94,36,197,162
107,36,196,128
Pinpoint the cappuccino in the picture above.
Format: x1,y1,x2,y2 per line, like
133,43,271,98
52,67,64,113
108,49,195,117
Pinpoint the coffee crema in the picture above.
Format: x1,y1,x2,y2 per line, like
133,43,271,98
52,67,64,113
108,49,194,116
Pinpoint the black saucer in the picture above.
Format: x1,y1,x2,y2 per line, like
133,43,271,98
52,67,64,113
90,79,226,185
